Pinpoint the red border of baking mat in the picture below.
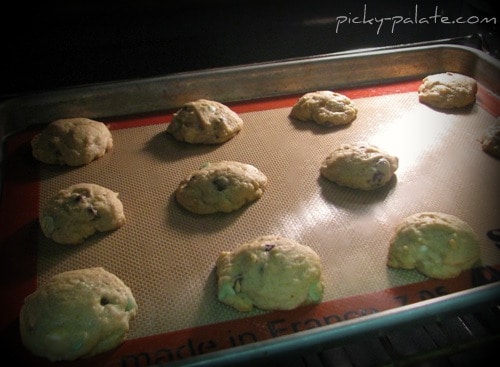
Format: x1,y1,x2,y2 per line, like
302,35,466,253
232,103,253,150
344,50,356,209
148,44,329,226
1,80,499,366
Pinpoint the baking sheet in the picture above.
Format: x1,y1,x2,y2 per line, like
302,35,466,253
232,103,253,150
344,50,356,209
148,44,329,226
35,88,500,336
1,45,500,366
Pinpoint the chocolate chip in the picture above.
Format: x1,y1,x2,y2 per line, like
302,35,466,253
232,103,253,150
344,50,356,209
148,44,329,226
264,243,275,252
213,177,229,191
372,171,384,183
73,194,85,202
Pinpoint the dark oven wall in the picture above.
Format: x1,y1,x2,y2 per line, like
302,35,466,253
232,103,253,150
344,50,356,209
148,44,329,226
1,0,498,98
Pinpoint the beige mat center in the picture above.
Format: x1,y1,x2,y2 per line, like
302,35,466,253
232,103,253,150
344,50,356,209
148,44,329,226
37,92,500,339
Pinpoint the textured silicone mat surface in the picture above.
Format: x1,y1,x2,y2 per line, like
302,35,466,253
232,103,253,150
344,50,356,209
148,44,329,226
36,90,500,340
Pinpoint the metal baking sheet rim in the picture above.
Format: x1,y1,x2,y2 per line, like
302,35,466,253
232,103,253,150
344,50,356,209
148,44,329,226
164,283,500,367
1,44,499,365
1,44,499,143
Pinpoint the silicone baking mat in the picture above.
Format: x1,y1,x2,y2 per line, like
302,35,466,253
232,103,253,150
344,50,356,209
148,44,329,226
1,80,499,366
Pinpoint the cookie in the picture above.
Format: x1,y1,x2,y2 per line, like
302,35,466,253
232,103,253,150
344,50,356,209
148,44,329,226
320,142,398,190
31,118,113,166
289,90,357,126
175,161,267,214
19,267,137,362
387,212,481,279
167,99,243,144
216,235,324,312
480,122,500,159
40,183,126,244
418,72,478,109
